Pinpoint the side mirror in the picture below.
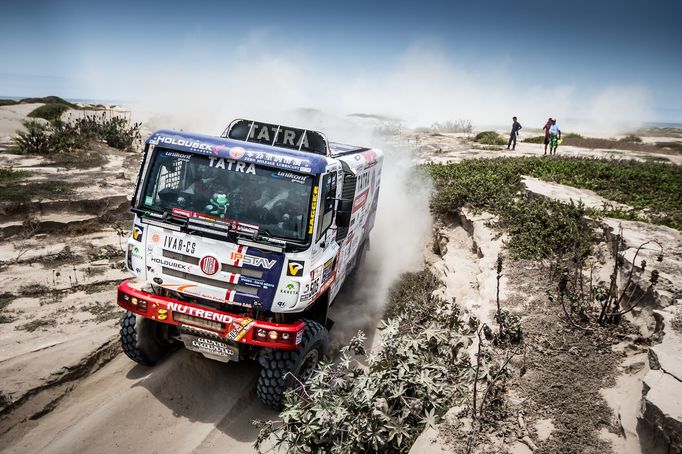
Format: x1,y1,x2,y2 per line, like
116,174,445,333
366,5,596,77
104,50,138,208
336,199,352,228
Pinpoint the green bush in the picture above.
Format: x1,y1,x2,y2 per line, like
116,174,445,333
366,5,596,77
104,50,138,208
74,113,141,150
427,156,682,239
523,135,545,144
12,120,57,154
11,114,141,155
620,134,642,143
0,168,30,184
474,131,507,146
655,141,682,151
255,270,474,453
27,103,70,122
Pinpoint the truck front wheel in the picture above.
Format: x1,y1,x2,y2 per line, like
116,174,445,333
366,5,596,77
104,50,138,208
120,311,173,366
256,319,329,410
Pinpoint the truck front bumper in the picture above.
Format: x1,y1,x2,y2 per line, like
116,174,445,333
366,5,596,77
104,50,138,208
117,279,304,351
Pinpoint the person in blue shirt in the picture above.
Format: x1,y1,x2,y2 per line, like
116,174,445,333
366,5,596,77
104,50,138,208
548,119,561,155
507,116,522,150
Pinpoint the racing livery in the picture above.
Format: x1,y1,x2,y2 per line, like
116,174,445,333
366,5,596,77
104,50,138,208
117,119,383,408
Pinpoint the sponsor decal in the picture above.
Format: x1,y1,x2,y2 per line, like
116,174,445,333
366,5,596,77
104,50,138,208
212,144,228,155
301,278,320,302
184,335,236,358
160,151,191,161
295,330,304,345
167,301,233,324
229,251,277,269
229,147,246,159
322,257,335,281
208,157,256,174
151,233,161,243
171,207,194,218
227,317,255,342
308,186,318,234
200,255,220,275
361,150,378,168
132,225,144,242
287,260,304,277
352,189,369,213
151,256,188,271
164,236,196,255
279,282,299,295
273,171,310,185
151,135,214,154
356,171,371,192
157,308,168,321
161,283,224,303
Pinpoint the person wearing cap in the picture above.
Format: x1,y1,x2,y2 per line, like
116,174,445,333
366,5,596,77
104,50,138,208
548,119,561,155
542,117,553,155
507,116,522,151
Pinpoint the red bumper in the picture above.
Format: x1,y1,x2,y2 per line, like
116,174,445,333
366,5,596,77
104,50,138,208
117,279,304,351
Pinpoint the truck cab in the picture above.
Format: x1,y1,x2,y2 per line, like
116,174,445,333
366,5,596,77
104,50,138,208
116,119,383,408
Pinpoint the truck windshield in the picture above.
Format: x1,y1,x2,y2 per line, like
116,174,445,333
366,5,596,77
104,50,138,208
139,148,314,242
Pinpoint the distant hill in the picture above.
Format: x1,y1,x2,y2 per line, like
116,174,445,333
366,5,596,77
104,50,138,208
0,96,77,109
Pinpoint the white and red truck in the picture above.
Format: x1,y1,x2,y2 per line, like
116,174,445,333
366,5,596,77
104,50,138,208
117,119,383,408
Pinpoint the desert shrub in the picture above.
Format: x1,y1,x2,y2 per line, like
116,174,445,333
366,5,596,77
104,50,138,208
474,131,507,146
563,132,583,139
620,134,642,143
523,135,545,143
12,120,56,154
430,119,473,134
255,270,474,453
501,198,594,262
49,149,108,169
27,103,70,122
74,113,141,150
655,141,682,151
11,113,141,156
0,168,30,184
0,180,79,203
385,269,442,319
427,156,681,259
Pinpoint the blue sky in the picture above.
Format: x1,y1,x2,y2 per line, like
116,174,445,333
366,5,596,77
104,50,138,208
2,0,681,124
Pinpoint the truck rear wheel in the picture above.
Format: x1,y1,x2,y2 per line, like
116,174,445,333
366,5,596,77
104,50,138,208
120,311,173,366
256,319,329,410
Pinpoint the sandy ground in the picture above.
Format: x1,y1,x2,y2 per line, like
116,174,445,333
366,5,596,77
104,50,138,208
0,104,45,142
413,131,682,165
1,105,680,453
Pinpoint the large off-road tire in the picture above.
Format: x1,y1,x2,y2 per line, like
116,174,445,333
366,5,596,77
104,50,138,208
120,311,173,366
256,319,329,410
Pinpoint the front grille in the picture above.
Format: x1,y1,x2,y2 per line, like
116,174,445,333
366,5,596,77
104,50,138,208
163,249,262,278
162,267,259,295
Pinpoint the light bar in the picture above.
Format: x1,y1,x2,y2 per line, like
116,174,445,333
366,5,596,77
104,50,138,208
173,312,225,332
237,238,283,253
141,218,182,231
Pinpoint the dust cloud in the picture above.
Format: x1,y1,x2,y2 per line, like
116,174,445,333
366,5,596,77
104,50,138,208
328,134,433,348
128,37,652,136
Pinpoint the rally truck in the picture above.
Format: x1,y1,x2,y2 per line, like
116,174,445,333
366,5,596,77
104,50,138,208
117,119,383,409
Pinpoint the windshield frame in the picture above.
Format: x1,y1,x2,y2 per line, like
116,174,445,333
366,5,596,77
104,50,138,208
133,146,318,250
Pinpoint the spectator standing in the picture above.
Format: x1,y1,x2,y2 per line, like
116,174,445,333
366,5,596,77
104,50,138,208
548,119,561,155
542,117,553,155
507,116,522,150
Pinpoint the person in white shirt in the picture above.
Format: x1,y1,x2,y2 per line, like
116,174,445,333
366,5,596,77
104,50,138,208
548,119,561,155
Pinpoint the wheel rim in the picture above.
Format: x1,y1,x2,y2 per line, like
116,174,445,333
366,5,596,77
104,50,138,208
299,348,320,382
